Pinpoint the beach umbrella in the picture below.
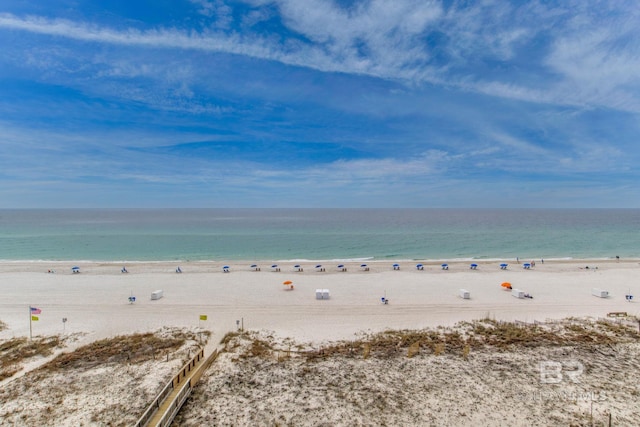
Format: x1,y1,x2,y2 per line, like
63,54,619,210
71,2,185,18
501,282,512,289
392,263,400,270
283,280,293,285
361,264,367,267
250,264,257,268
315,264,322,268
72,266,80,273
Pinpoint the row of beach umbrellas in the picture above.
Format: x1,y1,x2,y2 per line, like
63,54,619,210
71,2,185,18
68,262,519,274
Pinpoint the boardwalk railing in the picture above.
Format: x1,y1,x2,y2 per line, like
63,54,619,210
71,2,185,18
135,347,215,427
154,379,194,427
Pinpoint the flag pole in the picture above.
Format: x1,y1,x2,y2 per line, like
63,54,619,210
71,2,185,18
29,305,32,340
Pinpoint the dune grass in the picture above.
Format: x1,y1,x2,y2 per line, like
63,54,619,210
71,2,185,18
0,336,62,381
43,332,190,371
228,317,640,362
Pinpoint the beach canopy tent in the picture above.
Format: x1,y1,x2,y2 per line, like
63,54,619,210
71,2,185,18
501,282,512,289
316,289,330,299
500,263,508,269
511,289,525,299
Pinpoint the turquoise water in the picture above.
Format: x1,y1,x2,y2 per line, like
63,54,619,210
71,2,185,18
0,209,638,261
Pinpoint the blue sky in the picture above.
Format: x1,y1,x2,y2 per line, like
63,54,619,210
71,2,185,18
1,0,639,208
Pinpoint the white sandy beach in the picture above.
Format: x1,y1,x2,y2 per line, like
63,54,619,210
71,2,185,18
2,259,640,426
1,259,639,345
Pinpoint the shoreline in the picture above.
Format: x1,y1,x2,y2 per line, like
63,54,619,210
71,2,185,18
0,257,637,270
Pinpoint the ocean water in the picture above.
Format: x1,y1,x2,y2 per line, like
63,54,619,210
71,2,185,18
0,209,638,262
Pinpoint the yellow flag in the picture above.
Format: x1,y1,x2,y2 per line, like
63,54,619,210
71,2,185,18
199,315,207,321
31,316,39,321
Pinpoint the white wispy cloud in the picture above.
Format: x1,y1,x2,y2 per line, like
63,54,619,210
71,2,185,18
2,0,639,113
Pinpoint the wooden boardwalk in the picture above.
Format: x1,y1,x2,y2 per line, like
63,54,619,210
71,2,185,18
135,347,219,427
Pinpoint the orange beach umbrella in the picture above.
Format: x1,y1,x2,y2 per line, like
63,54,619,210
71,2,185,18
501,282,512,289
283,280,293,285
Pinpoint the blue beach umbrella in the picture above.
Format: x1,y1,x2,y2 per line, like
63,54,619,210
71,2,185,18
72,266,80,273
